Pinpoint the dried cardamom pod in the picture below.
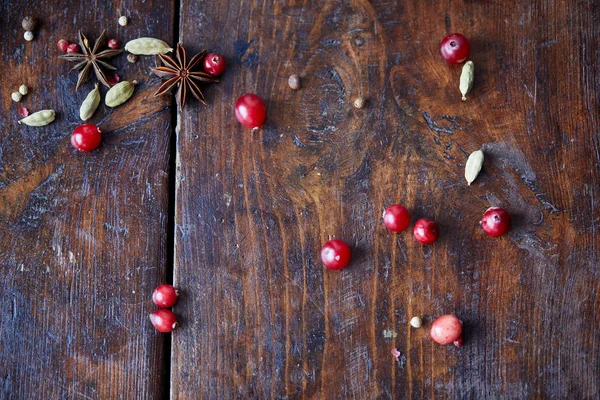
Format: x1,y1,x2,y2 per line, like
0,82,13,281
125,38,172,55
105,80,137,107
18,109,56,126
465,149,484,185
80,84,101,121
460,60,474,101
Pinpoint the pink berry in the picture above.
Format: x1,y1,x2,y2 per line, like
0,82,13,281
149,309,178,333
67,43,80,54
383,204,411,232
235,93,267,129
57,39,69,52
320,239,351,270
71,124,102,152
440,33,470,64
203,53,226,77
152,284,179,308
480,207,511,237
430,315,462,345
413,218,439,245
453,337,464,348
108,39,119,49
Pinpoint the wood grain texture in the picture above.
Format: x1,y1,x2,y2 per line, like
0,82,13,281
173,0,600,399
0,1,174,398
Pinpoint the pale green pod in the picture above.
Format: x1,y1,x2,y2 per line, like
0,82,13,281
18,109,56,126
79,84,101,120
105,80,137,108
465,149,484,185
125,38,173,55
460,60,475,101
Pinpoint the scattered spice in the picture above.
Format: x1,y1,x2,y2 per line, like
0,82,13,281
127,54,138,63
79,84,101,121
453,337,464,348
57,39,69,52
460,60,474,101
19,85,28,96
66,43,80,54
288,74,301,90
410,316,422,328
11,92,22,102
106,73,120,87
59,30,123,90
105,80,137,107
108,39,119,49
391,348,401,362
18,107,30,117
125,37,172,55
22,17,36,31
150,43,218,108
18,109,56,126
118,16,128,26
353,96,366,109
465,149,484,185
24,31,34,42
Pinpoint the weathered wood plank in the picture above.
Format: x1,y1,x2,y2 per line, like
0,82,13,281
0,1,174,398
179,0,598,398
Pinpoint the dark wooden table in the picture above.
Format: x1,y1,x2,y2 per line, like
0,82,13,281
1,0,599,398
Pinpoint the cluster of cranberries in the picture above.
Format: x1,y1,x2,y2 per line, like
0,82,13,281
149,284,179,333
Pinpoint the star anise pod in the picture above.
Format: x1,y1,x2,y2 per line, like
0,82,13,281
150,43,218,108
59,30,122,90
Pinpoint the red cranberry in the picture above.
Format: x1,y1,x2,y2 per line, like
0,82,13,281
149,309,178,333
430,315,462,345
320,239,351,270
152,284,179,308
57,39,69,52
67,43,80,54
108,39,119,49
413,218,439,244
203,53,226,77
383,204,411,232
440,33,470,64
235,93,266,129
480,207,511,237
71,124,102,152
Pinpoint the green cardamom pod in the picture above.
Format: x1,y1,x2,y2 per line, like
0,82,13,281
105,80,137,108
125,38,173,55
18,109,56,126
465,149,484,185
80,83,101,121
460,61,474,101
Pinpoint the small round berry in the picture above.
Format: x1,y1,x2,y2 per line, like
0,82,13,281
413,218,439,245
430,315,462,345
410,316,422,328
203,53,226,77
22,17,36,31
288,74,301,90
383,204,411,232
71,124,102,152
118,16,128,26
19,85,28,96
353,96,366,109
57,39,69,52
235,93,267,129
11,92,22,103
149,309,178,333
107,39,119,49
24,31,34,42
480,207,511,237
127,54,138,63
152,284,179,308
440,33,471,64
320,239,351,270
67,43,81,54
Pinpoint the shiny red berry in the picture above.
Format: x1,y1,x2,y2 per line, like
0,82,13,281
431,315,462,345
235,93,267,129
413,218,439,244
320,239,351,270
440,33,470,64
67,43,80,54
152,284,179,308
383,204,411,232
107,39,119,49
149,309,178,333
57,39,69,52
71,124,102,152
480,207,511,237
203,53,226,77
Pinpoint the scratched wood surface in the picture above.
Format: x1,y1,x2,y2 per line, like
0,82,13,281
172,0,600,399
0,1,174,399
